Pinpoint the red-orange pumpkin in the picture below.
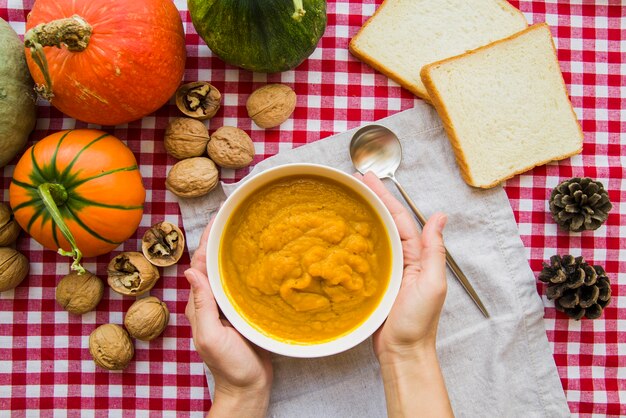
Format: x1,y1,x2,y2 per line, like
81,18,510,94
9,130,145,273
24,0,186,126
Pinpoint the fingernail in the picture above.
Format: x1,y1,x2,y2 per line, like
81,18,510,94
437,214,448,232
184,269,197,286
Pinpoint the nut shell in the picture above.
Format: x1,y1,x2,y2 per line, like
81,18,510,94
246,84,296,128
207,127,255,169
0,202,21,246
89,324,134,370
142,222,185,267
56,270,104,314
164,118,210,159
175,81,221,120
107,252,160,297
124,296,170,341
165,157,219,198
0,247,29,292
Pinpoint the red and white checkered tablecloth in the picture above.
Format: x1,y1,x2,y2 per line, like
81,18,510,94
0,0,624,416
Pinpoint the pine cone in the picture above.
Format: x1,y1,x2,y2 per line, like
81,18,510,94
538,255,611,320
549,177,612,232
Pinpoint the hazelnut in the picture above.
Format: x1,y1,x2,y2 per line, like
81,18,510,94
0,247,29,292
207,127,255,169
142,222,185,267
165,157,219,198
0,202,21,246
175,81,221,120
124,296,170,341
107,252,160,297
246,84,297,128
89,324,134,370
164,118,210,159
56,270,104,314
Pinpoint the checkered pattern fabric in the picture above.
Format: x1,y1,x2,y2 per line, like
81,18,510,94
0,0,623,416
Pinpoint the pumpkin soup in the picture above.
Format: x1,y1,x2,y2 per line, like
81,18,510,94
219,175,392,344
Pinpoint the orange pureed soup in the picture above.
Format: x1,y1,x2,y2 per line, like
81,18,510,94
219,175,392,344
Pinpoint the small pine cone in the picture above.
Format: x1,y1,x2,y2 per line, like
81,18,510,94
549,177,612,232
538,255,611,320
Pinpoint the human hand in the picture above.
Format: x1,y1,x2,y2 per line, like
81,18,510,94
357,172,448,361
185,219,273,417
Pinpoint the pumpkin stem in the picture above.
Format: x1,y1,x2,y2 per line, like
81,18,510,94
24,15,92,101
37,183,86,275
292,0,306,22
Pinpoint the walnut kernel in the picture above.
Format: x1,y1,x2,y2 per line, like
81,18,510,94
165,157,219,198
164,118,210,160
107,252,160,297
142,222,185,267
175,81,221,120
207,127,255,169
124,296,170,341
246,84,297,128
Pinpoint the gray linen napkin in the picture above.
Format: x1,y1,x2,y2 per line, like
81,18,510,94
178,102,569,417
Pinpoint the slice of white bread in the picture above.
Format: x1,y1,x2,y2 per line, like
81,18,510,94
349,0,527,101
421,23,584,188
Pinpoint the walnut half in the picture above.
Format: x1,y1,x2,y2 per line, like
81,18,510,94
142,222,185,267
107,252,160,297
175,81,221,120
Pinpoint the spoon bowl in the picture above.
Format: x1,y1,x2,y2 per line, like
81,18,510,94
350,125,402,178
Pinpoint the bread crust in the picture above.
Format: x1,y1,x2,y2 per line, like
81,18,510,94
349,0,528,103
421,23,584,189
348,0,431,101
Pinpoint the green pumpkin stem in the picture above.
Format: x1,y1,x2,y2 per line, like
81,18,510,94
37,183,86,275
24,15,92,101
292,0,306,22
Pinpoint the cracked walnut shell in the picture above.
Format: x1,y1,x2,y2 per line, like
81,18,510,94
124,296,170,341
207,127,255,169
56,270,104,314
166,157,219,198
142,222,185,267
164,118,210,160
107,252,160,297
246,84,297,128
175,81,221,120
89,324,134,370
0,247,29,292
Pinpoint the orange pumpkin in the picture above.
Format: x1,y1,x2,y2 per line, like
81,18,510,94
9,129,145,273
24,0,186,126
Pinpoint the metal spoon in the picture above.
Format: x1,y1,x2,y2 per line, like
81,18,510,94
350,124,490,318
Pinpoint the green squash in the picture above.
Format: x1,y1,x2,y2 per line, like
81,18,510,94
0,18,36,168
189,0,326,73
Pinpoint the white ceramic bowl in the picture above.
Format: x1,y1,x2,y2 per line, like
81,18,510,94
206,163,403,358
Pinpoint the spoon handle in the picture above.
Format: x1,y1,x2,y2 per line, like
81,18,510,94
389,176,490,318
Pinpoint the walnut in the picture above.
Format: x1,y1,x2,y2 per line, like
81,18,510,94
246,84,297,128
124,296,170,341
89,324,134,370
165,157,219,198
56,270,104,314
107,252,160,297
0,202,21,246
0,247,29,292
142,222,185,267
175,81,221,120
164,118,210,160
207,127,255,169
